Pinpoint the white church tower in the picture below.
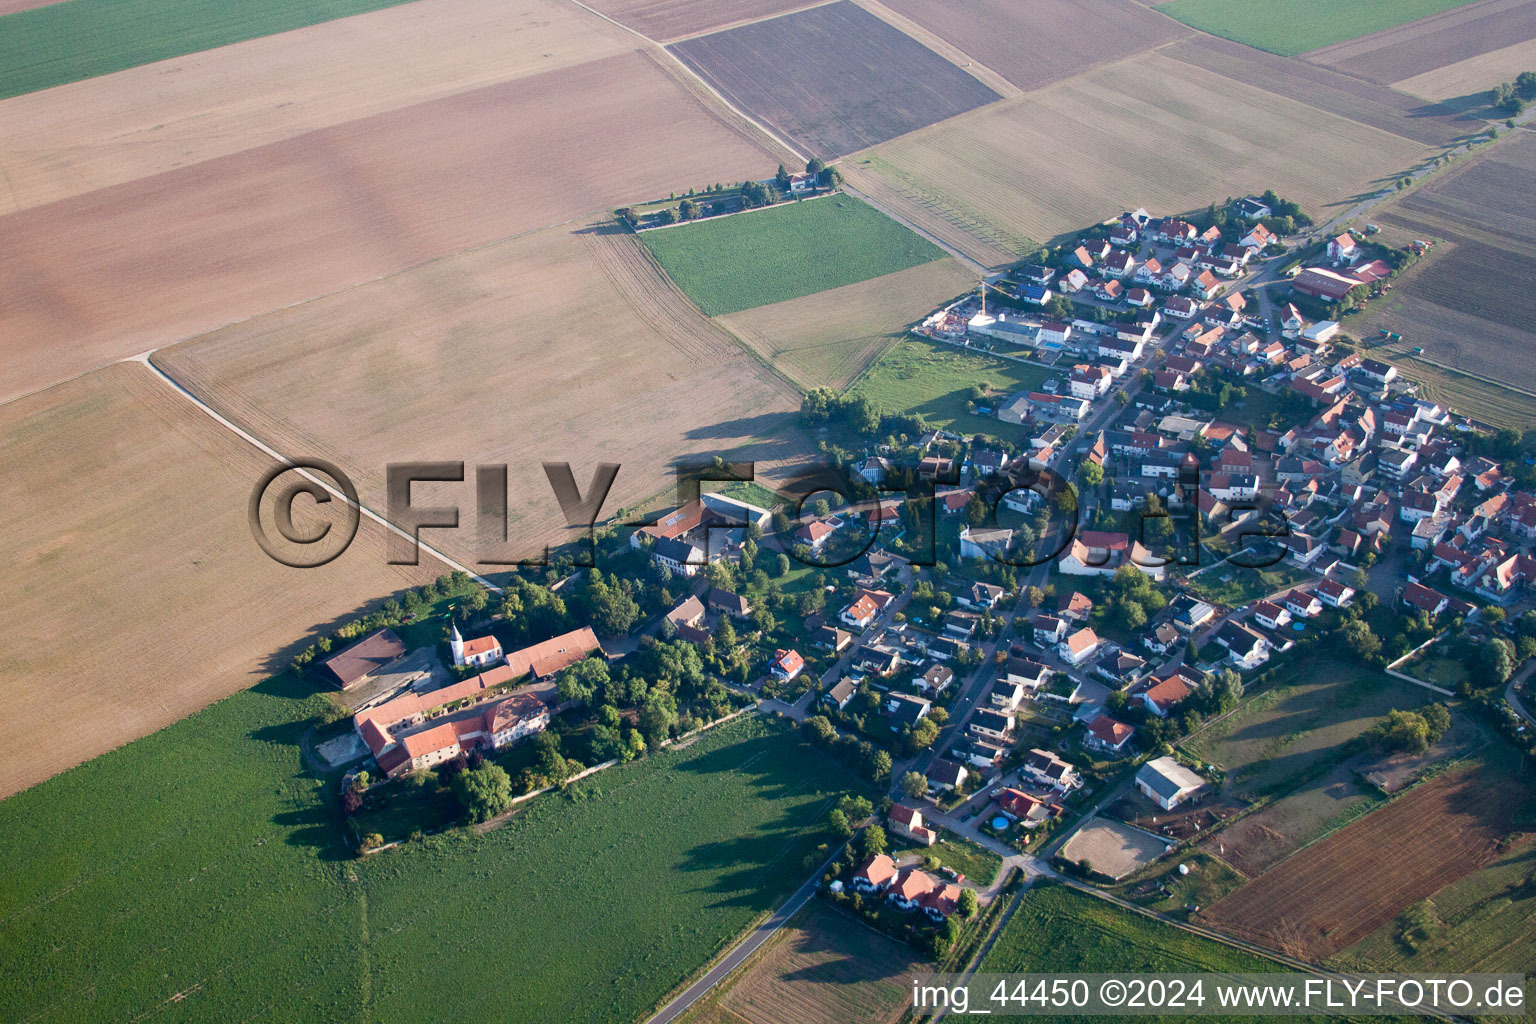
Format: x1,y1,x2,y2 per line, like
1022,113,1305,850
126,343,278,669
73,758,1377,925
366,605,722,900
449,621,466,667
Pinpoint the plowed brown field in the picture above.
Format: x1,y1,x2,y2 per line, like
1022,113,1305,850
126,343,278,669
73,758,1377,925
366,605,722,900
876,0,1190,91
1303,0,1536,85
0,49,779,401
1201,763,1532,960
582,0,818,42
0,362,438,798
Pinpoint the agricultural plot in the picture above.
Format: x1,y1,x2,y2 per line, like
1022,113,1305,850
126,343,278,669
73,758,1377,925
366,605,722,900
669,1,999,159
155,222,813,568
0,0,423,99
1154,0,1484,57
679,900,923,1024
849,52,1429,266
581,0,813,42
1338,840,1536,977
847,337,1051,438
0,694,862,1023
1302,0,1536,86
0,49,780,401
1345,130,1536,418
717,257,977,389
1160,35,1467,148
876,0,1190,91
0,363,436,798
1393,36,1536,101
980,884,1397,1024
0,0,636,212
638,195,947,316
1202,756,1535,960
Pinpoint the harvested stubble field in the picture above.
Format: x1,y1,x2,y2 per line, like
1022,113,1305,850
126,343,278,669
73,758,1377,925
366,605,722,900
582,0,816,43
0,694,863,1023
0,362,437,799
1393,35,1536,100
0,48,780,402
0,0,423,99
1160,35,1469,148
680,900,923,1024
155,222,814,567
1345,130,1536,415
669,0,999,159
0,0,636,212
849,52,1429,266
875,0,1189,92
717,258,976,389
1155,0,1484,57
1302,0,1536,85
640,195,946,316
1201,758,1535,960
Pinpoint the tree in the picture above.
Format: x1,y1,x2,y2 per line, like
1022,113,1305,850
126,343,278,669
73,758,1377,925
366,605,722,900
806,157,826,177
1372,709,1432,753
775,163,791,190
958,888,980,919
451,763,514,823
902,771,929,799
776,553,792,578
803,714,837,746
859,824,887,859
867,748,892,782
678,198,699,221
907,716,940,754
1480,637,1515,684
557,656,609,706
1079,460,1104,488
826,807,853,839
622,729,647,762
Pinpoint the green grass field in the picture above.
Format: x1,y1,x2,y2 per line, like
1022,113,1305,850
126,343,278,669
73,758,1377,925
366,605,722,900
1180,657,1429,799
1155,0,1482,56
982,885,1407,1023
639,195,946,316
848,337,1050,438
0,681,861,1024
0,0,416,100
1186,560,1316,609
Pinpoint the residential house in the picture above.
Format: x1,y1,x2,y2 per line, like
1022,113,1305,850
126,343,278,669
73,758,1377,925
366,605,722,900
1084,715,1136,755
770,648,805,682
1059,627,1102,667
1023,748,1081,791
889,804,938,846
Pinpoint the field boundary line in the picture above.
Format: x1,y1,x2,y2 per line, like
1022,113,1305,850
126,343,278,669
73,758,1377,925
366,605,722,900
127,352,502,593
664,0,841,44
564,0,809,164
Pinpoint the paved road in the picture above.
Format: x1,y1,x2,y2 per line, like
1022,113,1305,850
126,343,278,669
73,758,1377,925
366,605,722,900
1507,660,1536,728
642,842,846,1024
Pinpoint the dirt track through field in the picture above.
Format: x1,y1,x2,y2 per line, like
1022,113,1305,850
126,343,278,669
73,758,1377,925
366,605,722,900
0,362,438,798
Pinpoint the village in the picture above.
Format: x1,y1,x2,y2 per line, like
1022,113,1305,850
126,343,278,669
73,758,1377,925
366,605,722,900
307,191,1536,960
